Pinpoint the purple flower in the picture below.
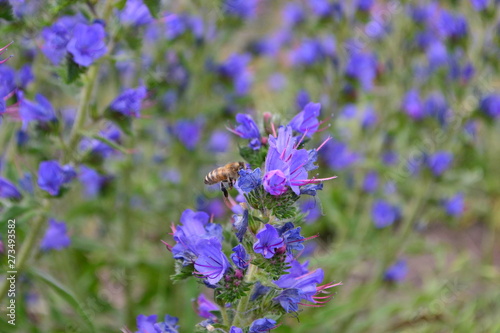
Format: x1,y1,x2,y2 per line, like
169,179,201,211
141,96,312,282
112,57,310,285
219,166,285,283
479,94,500,118
194,238,230,284
0,177,22,200
282,3,304,27
273,288,302,313
217,54,253,96
424,92,448,126
19,93,57,125
80,125,122,158
207,130,230,153
274,259,325,303
40,16,82,65
230,327,243,333
278,222,305,253
164,14,186,40
443,193,464,217
357,0,374,11
78,166,105,198
237,168,261,193
109,86,147,117
67,23,107,67
471,0,490,11
196,294,218,319
253,224,284,259
289,102,321,137
345,51,377,91
362,171,378,193
231,244,249,269
402,90,424,120
40,219,71,251
17,64,34,88
173,119,203,150
263,170,288,196
249,318,277,333
290,39,323,66
119,0,153,26
321,140,360,170
427,151,453,176
228,113,261,150
384,259,408,282
232,210,248,242
296,90,310,110
301,199,322,223
224,0,258,19
37,161,76,196
308,0,333,17
361,106,377,129
426,41,448,69
372,200,399,228
135,314,179,333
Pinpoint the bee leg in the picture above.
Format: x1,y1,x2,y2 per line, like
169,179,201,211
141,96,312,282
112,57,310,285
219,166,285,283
220,182,229,198
228,178,235,190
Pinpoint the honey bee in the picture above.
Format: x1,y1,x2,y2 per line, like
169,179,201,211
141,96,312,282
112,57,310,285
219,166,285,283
204,162,245,198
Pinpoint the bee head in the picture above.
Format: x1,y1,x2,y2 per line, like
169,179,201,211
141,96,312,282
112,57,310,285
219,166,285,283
238,161,245,170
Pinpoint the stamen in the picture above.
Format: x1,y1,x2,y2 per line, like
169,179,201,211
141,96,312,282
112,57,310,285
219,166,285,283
0,41,13,54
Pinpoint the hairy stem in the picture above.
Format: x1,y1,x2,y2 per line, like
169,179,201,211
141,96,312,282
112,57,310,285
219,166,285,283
232,263,259,327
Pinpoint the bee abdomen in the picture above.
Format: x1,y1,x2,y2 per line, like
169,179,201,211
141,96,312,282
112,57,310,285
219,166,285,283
204,168,222,185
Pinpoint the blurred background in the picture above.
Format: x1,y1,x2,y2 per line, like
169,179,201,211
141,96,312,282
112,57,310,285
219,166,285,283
0,0,499,332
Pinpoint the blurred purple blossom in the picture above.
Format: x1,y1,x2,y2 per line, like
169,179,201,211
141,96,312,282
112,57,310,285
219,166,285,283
224,0,258,19
228,113,261,150
289,102,321,137
196,294,218,319
402,90,424,120
0,177,22,200
372,200,399,228
19,93,57,125
37,161,76,196
443,193,464,217
384,259,408,282
119,0,153,26
135,314,179,333
67,22,107,67
207,130,230,153
109,86,147,117
427,151,453,176
249,318,276,333
479,94,500,118
78,166,106,198
40,16,82,65
301,199,321,224
362,171,378,193
40,219,70,251
345,51,377,91
321,140,360,170
173,119,204,150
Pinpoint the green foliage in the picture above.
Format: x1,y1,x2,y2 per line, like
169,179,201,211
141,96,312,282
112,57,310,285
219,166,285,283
252,252,290,281
66,55,88,84
245,186,300,220
215,277,252,304
239,145,268,169
170,262,195,282
143,0,161,18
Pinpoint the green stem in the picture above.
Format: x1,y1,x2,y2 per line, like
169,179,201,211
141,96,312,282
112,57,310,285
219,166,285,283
0,201,49,300
64,0,114,162
221,305,230,327
232,263,259,327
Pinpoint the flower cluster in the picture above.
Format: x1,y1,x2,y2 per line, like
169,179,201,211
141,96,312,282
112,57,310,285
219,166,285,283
163,110,340,331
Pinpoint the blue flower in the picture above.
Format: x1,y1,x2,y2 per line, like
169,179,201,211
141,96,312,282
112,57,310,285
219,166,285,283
253,224,284,259
37,161,76,196
67,22,107,67
80,125,122,158
301,199,322,224
282,3,304,27
207,130,230,153
237,168,261,193
273,288,302,313
136,314,179,333
427,151,453,176
230,327,243,333
299,183,323,196
479,94,500,118
173,119,203,150
384,260,408,282
274,259,324,303
40,16,82,65
164,14,186,40
232,210,248,242
289,102,321,137
345,51,377,91
296,90,310,110
40,219,71,251
231,244,249,269
321,139,360,170
278,222,305,253
0,177,22,200
357,0,374,11
194,238,230,284
19,93,57,125
78,166,106,198
443,193,464,217
196,294,218,319
229,113,261,148
249,318,277,333
119,0,153,26
402,90,424,120
223,0,258,19
471,0,490,11
362,171,378,193
372,200,399,228
109,86,147,117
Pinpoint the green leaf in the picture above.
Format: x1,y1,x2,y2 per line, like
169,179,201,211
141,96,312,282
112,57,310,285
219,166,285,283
239,145,268,169
30,269,97,333
170,262,195,282
114,0,128,10
66,55,88,84
143,0,161,18
0,1,14,21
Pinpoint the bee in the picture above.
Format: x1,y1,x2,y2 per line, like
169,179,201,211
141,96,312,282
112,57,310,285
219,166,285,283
204,162,245,198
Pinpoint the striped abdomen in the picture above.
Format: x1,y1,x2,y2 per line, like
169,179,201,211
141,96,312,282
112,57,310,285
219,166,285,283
204,167,227,185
